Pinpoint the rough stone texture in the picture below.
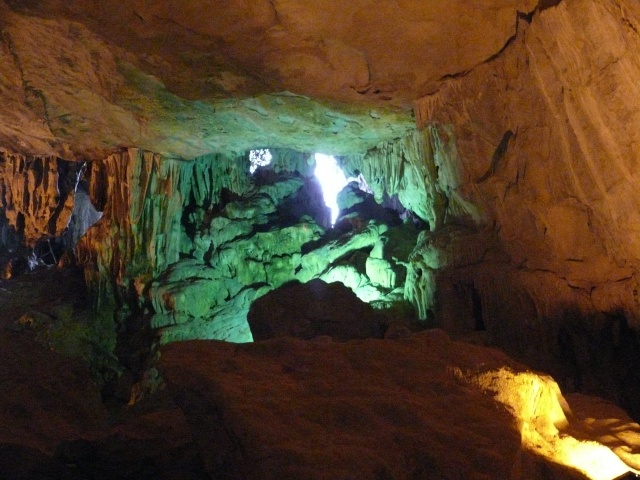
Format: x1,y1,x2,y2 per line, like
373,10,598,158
2,0,538,108
0,266,119,389
247,279,386,341
0,332,108,456
147,166,414,344
0,152,79,246
76,147,250,303
0,0,548,159
0,333,207,480
415,0,640,319
160,329,640,480
4,1,640,478
0,0,431,159
393,0,640,411
341,127,461,229
71,145,414,345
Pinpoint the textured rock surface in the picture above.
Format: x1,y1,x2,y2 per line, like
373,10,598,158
0,0,546,159
71,145,418,345
4,1,640,478
0,152,80,246
76,148,250,300
146,164,415,344
0,333,107,455
0,267,118,388
392,0,640,411
0,331,207,480
160,329,640,480
415,0,640,318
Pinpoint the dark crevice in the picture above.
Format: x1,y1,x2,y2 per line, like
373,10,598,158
439,69,470,82
536,0,564,13
268,0,281,25
517,10,535,24
478,130,515,183
622,16,639,36
471,285,485,332
437,8,532,84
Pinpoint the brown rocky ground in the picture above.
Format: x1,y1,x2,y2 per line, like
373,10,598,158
160,331,640,480
1,266,640,479
0,267,206,479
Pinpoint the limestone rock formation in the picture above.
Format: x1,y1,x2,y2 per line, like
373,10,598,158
0,1,408,159
160,329,640,480
4,1,640,478
75,148,250,301
0,0,545,159
0,153,80,246
389,0,640,412
414,0,640,319
145,162,416,344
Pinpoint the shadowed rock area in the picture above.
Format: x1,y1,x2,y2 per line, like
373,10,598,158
3,0,640,478
247,279,386,341
160,330,640,480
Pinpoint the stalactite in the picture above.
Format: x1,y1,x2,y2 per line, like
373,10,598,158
75,148,249,304
413,78,463,127
0,152,80,246
269,148,316,177
340,128,486,318
341,127,458,230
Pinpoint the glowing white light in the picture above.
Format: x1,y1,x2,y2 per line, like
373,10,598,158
314,153,349,225
249,149,272,174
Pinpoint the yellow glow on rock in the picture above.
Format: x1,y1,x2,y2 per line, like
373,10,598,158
557,438,631,480
459,367,636,480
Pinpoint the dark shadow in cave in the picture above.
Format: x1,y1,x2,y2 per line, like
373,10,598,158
470,285,485,332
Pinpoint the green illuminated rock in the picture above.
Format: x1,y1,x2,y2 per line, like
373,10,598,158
148,173,422,343
71,146,424,345
341,127,481,229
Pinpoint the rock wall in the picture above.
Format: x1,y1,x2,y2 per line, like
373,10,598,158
407,0,640,407
160,329,640,480
75,148,250,304
0,152,79,246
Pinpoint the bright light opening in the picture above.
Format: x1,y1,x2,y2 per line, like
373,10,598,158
249,149,272,174
314,153,351,226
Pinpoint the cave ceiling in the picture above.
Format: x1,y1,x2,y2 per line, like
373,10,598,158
0,0,536,160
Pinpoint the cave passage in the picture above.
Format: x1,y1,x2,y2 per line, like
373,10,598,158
313,153,353,225
250,149,359,226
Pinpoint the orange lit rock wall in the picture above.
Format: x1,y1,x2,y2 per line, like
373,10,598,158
0,153,78,245
412,0,640,400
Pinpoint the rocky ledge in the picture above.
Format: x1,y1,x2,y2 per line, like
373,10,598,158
160,330,640,480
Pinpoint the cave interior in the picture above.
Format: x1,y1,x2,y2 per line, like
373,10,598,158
2,1,640,479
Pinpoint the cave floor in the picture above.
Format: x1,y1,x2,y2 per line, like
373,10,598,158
1,267,640,479
0,266,208,478
0,266,88,327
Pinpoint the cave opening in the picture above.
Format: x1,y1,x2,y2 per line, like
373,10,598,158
249,148,272,174
313,153,352,225
249,148,375,227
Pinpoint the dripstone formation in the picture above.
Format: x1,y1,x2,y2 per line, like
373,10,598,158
2,0,640,478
